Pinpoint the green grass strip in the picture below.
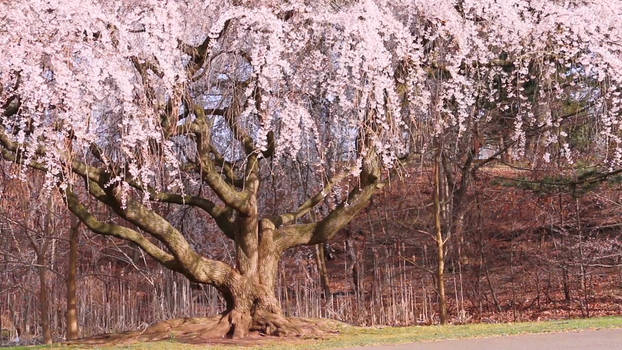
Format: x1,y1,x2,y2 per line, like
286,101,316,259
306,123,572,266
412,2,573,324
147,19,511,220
10,315,622,350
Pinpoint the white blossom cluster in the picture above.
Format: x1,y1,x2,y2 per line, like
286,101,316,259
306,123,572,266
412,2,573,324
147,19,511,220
0,0,620,193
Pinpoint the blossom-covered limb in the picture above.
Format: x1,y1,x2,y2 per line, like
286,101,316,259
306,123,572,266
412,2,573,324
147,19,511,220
180,19,232,78
222,89,257,156
205,146,245,189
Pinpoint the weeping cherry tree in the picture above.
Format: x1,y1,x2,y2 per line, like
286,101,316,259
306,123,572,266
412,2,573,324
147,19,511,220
0,0,621,338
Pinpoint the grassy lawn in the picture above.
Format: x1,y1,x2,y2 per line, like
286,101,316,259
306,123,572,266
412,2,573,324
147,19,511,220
8,316,622,350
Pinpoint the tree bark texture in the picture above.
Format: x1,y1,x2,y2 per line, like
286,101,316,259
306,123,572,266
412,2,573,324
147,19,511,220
315,244,332,298
37,252,52,344
434,150,448,325
66,218,80,340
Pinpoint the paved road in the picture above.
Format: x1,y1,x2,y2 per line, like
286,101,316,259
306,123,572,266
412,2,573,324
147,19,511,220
339,328,622,350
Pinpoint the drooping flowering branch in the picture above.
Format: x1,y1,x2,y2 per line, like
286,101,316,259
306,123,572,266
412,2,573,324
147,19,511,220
0,0,619,206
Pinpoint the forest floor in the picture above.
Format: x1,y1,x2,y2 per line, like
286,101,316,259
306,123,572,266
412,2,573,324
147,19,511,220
6,316,622,350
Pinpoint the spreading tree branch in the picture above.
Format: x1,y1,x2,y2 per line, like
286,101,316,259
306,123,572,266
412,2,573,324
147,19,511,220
276,152,384,249
65,189,181,271
272,165,356,227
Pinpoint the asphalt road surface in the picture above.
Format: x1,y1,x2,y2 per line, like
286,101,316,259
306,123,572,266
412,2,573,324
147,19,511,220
339,328,622,350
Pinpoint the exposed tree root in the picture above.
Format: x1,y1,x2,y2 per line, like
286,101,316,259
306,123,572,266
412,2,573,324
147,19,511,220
69,313,344,346
250,310,340,337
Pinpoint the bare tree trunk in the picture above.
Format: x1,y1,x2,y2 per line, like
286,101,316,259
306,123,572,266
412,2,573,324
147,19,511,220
558,194,571,303
483,253,502,313
575,198,589,317
65,218,80,340
346,232,360,295
37,253,52,344
315,244,331,299
434,151,448,325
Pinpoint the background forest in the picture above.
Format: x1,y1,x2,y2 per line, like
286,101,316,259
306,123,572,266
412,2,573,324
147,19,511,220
1,160,620,344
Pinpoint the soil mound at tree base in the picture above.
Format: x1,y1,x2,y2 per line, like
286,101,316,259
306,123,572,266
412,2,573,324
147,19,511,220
69,316,345,346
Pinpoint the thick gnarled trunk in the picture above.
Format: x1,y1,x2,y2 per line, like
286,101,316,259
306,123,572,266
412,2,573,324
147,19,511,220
200,153,383,338
216,246,295,338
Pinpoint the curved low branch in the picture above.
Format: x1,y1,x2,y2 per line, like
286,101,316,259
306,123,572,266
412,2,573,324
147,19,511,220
89,141,237,235
277,181,383,249
65,189,181,271
81,179,204,270
66,187,241,288
1,128,242,273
